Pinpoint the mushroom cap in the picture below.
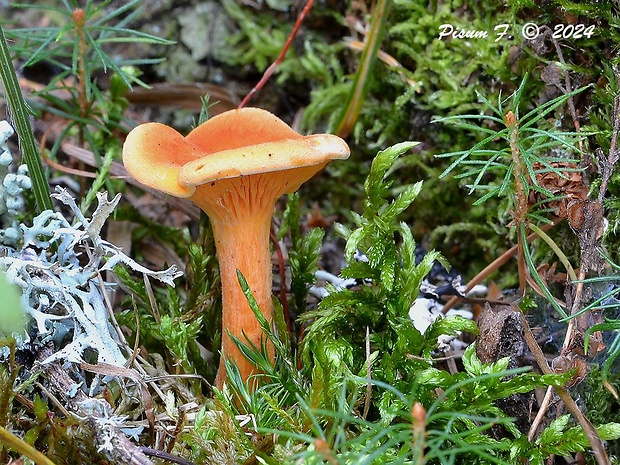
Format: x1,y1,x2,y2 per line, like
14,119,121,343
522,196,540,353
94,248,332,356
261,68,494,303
122,108,350,198
123,122,198,197
179,135,348,188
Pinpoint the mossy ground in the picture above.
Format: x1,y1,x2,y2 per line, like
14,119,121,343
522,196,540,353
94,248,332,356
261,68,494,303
2,1,620,464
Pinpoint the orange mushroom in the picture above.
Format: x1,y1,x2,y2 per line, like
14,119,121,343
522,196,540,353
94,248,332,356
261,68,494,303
122,108,349,388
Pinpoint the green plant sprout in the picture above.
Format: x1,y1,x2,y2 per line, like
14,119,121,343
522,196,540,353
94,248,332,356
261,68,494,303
6,0,173,207
436,77,591,314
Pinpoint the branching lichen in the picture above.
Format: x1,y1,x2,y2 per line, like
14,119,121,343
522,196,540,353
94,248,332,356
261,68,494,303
1,121,181,376
0,121,31,246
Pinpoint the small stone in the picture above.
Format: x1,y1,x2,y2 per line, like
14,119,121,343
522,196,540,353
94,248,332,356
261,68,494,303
178,2,235,63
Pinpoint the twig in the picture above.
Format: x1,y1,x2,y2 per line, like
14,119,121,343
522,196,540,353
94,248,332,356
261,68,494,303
598,68,620,203
139,447,196,465
72,8,89,144
72,8,89,197
561,268,587,354
540,26,583,152
129,296,142,369
34,381,72,419
97,271,131,350
38,346,156,465
165,406,186,454
517,307,610,465
544,75,620,412
238,0,314,108
441,224,555,314
80,361,156,437
506,111,529,295
528,385,554,441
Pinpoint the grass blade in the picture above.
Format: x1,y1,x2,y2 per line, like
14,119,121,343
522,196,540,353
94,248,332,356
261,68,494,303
334,0,392,137
0,24,52,212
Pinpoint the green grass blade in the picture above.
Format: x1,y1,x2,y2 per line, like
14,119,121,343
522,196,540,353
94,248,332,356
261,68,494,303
520,223,568,319
0,425,58,465
0,24,52,212
334,0,392,137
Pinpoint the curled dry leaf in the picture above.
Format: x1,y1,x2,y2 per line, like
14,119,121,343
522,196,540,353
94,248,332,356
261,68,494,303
305,202,337,229
551,354,588,387
530,161,588,219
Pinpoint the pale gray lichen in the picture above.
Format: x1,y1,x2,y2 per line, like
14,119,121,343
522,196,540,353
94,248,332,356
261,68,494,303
0,121,30,246
77,397,144,453
1,187,182,366
0,141,182,369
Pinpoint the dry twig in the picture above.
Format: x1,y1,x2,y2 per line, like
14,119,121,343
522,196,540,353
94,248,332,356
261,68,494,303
238,0,314,108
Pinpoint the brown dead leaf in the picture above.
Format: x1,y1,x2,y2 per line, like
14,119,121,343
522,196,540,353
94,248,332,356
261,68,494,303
306,202,337,229
530,161,588,218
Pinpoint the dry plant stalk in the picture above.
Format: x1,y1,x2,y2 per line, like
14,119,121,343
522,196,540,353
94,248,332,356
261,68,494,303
238,0,314,108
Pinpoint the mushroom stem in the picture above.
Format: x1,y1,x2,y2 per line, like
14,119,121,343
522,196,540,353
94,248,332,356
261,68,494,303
190,176,285,389
211,206,275,388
